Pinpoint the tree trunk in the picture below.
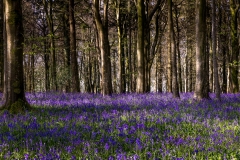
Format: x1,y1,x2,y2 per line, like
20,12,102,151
44,38,50,92
157,45,163,93
194,0,209,99
1,0,31,114
62,3,71,92
116,0,126,93
168,0,180,98
136,0,145,93
93,0,113,96
43,0,57,91
211,0,221,100
174,4,182,93
167,31,172,92
228,0,239,93
69,0,80,92
144,0,163,92
30,54,34,92
218,1,227,93
0,0,3,92
209,40,213,92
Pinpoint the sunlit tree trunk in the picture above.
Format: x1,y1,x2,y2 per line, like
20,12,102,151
1,0,31,114
211,0,221,100
209,39,213,92
115,0,126,93
168,0,179,98
174,4,182,93
228,0,239,93
93,0,113,96
157,44,163,93
144,0,163,92
69,0,80,92
185,42,188,92
194,0,209,99
136,0,145,93
167,11,172,92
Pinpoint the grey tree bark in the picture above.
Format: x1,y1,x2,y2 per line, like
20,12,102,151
93,0,113,96
136,0,145,93
194,0,210,99
115,0,126,93
62,2,71,92
69,0,80,92
43,0,58,91
0,0,3,92
168,0,180,98
1,0,32,114
211,0,221,100
228,0,239,93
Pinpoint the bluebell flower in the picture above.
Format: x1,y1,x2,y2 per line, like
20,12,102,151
104,143,110,151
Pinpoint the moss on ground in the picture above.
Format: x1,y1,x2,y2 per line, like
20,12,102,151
0,99,33,115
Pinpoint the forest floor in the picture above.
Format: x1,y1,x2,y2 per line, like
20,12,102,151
0,92,239,159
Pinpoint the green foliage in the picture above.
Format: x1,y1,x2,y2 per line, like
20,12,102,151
8,99,31,114
56,66,71,87
229,60,240,67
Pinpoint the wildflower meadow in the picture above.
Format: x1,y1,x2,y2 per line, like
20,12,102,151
0,92,239,159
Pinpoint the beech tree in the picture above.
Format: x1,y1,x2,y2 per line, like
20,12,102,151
115,0,127,93
4,0,237,97
136,0,145,93
228,0,239,93
168,0,179,98
194,0,209,99
211,0,221,100
0,0,31,114
69,0,80,92
93,0,113,95
43,0,58,91
0,0,3,92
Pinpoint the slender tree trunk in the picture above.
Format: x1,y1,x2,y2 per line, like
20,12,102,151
157,46,163,93
168,0,180,98
212,0,221,100
189,47,193,92
136,0,145,93
185,42,188,92
93,0,113,96
229,0,239,93
194,0,209,99
44,38,50,92
128,2,132,92
116,0,126,93
0,0,3,92
148,11,161,93
43,0,57,91
145,0,163,92
69,0,80,92
62,3,71,92
218,2,227,93
174,4,182,93
167,31,172,92
30,54,34,92
209,40,213,92
1,0,31,114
